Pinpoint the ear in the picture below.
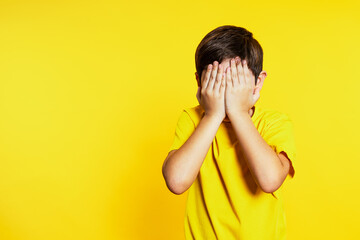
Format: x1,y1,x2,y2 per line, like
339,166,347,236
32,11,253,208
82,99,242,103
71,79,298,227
252,70,267,103
254,70,267,93
195,72,200,87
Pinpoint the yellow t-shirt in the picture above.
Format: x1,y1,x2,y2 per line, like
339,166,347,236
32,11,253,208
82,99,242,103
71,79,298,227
168,104,297,240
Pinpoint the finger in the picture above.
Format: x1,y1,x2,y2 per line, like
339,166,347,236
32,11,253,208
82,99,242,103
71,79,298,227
207,61,218,90
200,69,206,88
226,66,232,88
213,63,223,92
235,57,242,86
230,58,239,87
243,60,254,87
219,71,226,95
237,58,245,85
235,56,242,77
202,64,212,90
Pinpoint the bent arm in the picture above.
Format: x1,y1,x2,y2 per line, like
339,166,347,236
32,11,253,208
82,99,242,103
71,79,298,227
162,115,222,195
228,112,287,193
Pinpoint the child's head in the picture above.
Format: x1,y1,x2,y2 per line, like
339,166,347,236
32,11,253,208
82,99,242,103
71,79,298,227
195,25,266,88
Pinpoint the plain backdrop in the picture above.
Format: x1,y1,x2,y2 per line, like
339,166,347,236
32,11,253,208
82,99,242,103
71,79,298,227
0,0,359,239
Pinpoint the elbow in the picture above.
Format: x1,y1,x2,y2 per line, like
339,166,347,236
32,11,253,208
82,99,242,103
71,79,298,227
164,175,188,195
162,162,188,195
167,179,188,195
259,158,287,194
259,175,282,194
261,183,280,194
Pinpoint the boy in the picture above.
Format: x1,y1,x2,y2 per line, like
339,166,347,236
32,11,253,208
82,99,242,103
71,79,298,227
162,25,297,240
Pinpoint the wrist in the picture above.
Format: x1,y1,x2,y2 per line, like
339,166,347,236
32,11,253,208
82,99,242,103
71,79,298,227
202,112,224,125
227,110,250,120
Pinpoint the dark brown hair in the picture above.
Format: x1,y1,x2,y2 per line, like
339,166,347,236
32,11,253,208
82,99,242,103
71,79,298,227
195,25,263,86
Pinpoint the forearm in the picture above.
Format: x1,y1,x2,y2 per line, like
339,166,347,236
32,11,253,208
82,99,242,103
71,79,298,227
163,114,222,195
228,112,283,193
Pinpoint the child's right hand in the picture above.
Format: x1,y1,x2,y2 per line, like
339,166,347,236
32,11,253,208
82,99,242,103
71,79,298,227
198,61,226,122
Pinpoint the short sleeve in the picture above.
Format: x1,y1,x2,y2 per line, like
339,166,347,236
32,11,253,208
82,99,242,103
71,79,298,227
263,114,297,178
168,110,196,153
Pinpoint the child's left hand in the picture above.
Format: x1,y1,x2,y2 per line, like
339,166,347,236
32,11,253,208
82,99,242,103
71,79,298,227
224,56,260,117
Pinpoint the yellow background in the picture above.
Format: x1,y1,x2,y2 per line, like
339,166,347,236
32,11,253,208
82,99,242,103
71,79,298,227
0,0,359,239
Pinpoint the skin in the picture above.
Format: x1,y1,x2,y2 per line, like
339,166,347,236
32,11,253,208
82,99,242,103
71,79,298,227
162,57,291,195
